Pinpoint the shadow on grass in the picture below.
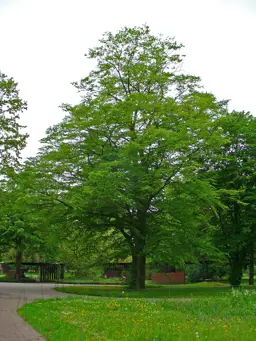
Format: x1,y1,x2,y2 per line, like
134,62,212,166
55,281,255,298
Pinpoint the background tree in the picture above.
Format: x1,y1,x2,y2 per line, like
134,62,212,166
204,112,256,286
0,184,40,280
0,71,28,173
0,71,28,279
0,167,61,280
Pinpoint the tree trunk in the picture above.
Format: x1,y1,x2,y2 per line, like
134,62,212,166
135,254,146,290
249,245,254,286
129,238,146,290
15,250,23,282
229,264,243,287
130,254,146,290
229,251,246,287
121,210,147,290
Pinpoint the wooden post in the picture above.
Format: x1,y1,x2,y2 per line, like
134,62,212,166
15,251,23,282
40,264,42,282
60,264,65,280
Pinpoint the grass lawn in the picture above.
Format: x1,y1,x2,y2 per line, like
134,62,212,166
56,277,123,285
55,281,253,298
18,289,256,341
0,274,123,284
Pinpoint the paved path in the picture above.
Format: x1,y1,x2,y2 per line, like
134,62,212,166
0,282,68,341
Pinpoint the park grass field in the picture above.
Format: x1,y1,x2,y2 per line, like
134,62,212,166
55,281,252,298
18,287,256,341
0,273,123,284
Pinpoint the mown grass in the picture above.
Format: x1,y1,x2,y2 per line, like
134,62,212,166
55,281,253,298
0,274,123,284
18,290,256,341
56,276,123,285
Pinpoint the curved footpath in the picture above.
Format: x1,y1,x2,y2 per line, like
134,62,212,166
0,282,68,341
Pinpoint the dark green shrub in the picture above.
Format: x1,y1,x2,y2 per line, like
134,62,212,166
185,263,228,283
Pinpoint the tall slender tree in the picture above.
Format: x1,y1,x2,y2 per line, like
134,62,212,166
0,71,28,173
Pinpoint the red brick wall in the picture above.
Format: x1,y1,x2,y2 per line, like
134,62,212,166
151,272,185,284
105,271,121,278
6,270,16,279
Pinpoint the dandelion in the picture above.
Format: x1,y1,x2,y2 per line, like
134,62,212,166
196,331,200,338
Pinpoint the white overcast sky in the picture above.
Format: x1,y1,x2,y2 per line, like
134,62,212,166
0,0,255,158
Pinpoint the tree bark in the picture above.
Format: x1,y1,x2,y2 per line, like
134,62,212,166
15,250,23,282
229,263,243,287
136,254,146,289
229,250,246,287
120,210,147,290
130,254,146,290
249,244,254,286
130,234,146,289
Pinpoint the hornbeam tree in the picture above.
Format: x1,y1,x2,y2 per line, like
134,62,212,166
38,26,229,289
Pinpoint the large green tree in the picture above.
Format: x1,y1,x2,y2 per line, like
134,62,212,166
37,26,229,289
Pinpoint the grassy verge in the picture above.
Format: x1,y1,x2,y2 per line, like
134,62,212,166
55,277,123,285
18,290,256,341
55,281,253,298
0,275,39,283
0,275,123,284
